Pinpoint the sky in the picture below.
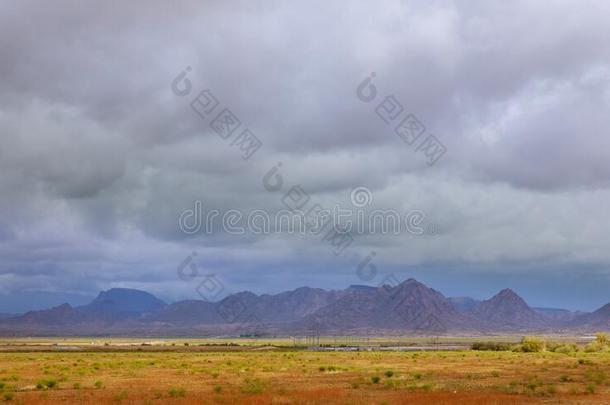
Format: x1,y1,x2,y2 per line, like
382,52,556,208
1,0,610,313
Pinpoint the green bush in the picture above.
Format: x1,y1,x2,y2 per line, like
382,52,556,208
36,379,58,390
471,341,512,351
551,343,579,354
514,336,546,352
168,387,186,397
384,370,394,378
584,333,610,352
371,376,380,384
240,379,265,394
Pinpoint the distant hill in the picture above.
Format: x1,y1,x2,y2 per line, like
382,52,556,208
569,303,610,330
301,279,475,333
533,307,583,322
79,288,167,319
469,289,549,331
0,279,607,336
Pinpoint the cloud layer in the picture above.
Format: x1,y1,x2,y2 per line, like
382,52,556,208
1,0,610,311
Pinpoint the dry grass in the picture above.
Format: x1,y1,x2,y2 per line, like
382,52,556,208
1,344,610,404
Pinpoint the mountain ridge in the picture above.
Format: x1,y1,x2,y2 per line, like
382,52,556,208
0,281,607,336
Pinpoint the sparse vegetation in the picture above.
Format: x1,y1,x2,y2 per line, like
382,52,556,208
0,337,609,403
113,390,128,401
585,332,610,353
168,387,186,397
471,341,513,351
240,378,265,394
36,378,58,390
513,336,546,352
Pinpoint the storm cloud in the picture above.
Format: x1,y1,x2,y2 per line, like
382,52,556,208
1,0,610,311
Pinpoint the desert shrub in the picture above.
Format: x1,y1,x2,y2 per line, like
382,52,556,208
113,390,128,401
524,376,543,393
213,385,222,394
545,341,561,352
583,332,610,352
371,376,380,384
585,369,607,384
551,344,579,354
586,384,596,394
3,392,13,401
514,337,546,353
471,341,512,351
560,374,573,382
384,370,394,378
240,379,265,394
168,387,186,397
584,342,604,352
36,379,58,390
595,332,609,345
94,380,103,389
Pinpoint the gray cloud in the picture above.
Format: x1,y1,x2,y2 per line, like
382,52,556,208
1,0,610,311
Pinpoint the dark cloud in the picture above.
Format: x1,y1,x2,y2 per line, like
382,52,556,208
0,0,610,311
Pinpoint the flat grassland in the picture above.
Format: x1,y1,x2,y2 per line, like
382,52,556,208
0,338,609,404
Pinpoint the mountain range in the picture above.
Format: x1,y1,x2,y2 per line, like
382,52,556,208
0,278,607,336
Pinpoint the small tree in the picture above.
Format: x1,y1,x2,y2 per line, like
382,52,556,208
519,336,546,352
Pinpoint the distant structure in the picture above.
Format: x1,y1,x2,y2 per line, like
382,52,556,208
292,325,320,347
292,331,371,348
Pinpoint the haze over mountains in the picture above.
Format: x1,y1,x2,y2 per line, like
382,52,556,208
0,279,608,337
